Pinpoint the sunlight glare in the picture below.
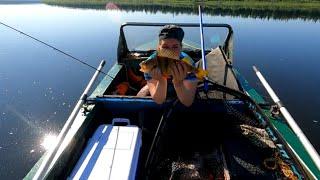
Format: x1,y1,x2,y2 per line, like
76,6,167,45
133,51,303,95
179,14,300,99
41,134,58,150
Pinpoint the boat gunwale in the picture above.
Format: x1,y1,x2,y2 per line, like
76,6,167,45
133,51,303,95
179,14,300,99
234,68,320,179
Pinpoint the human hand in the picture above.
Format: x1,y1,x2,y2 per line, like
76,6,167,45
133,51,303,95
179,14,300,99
150,67,165,81
171,62,188,84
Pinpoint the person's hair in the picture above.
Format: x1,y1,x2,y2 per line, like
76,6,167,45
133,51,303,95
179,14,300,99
158,38,183,47
159,25,184,42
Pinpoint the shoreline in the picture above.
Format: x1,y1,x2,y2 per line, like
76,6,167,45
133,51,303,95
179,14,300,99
42,0,320,11
41,0,320,20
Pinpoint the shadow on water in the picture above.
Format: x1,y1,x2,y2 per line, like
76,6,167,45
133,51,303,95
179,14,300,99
45,2,320,21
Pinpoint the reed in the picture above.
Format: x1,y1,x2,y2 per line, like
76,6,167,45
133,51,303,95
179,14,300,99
42,0,320,20
42,0,320,11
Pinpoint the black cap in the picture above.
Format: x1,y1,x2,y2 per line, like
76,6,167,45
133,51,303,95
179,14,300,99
159,25,184,42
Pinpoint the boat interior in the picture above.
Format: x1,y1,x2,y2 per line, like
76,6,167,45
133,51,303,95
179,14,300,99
42,24,304,180
61,48,289,179
97,46,282,179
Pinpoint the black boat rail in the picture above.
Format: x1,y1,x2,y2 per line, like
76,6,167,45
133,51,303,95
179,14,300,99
117,22,233,64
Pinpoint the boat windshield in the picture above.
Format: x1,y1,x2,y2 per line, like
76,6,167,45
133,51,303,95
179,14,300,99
122,25,229,52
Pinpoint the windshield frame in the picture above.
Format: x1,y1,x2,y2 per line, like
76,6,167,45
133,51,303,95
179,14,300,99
118,22,233,63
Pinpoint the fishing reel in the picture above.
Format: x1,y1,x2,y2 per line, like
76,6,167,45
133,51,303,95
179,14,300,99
270,105,280,117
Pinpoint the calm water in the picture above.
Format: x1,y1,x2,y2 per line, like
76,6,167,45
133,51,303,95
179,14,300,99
0,3,319,179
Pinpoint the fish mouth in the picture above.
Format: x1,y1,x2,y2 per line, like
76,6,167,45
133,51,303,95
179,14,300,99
139,65,149,73
139,61,157,73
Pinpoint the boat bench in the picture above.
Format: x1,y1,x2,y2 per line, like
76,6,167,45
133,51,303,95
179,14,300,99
68,120,142,180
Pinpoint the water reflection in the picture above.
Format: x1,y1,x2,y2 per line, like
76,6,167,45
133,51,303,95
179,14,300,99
5,105,44,133
45,3,320,21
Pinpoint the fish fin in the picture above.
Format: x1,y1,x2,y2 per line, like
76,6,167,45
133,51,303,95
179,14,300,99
181,58,193,66
195,69,208,80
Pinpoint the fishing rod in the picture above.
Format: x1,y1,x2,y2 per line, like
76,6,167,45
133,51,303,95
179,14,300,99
253,65,320,172
0,21,110,76
198,5,208,92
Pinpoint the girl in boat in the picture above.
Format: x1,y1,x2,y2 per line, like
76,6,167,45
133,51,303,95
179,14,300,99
137,25,199,107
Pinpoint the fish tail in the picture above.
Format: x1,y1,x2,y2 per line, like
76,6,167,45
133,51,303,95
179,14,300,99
195,69,208,80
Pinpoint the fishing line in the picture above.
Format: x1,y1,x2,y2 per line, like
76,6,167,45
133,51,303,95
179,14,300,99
0,21,114,78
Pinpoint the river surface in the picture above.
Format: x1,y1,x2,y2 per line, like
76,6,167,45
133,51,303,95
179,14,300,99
0,3,319,179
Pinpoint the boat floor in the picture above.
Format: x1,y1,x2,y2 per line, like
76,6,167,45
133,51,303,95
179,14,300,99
140,110,277,180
